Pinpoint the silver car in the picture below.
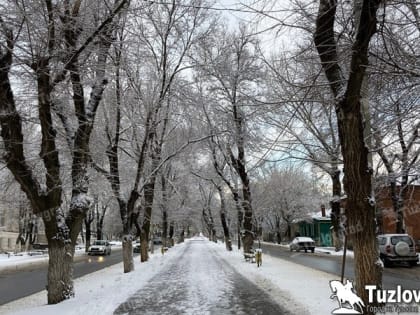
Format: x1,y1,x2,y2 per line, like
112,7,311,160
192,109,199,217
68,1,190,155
377,234,418,267
88,240,111,256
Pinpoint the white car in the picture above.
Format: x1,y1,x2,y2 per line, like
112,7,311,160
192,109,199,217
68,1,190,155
88,240,111,256
377,234,418,267
289,237,316,253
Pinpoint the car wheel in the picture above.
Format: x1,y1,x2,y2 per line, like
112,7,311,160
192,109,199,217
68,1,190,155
304,249,307,253
311,248,314,253
409,261,417,267
290,247,293,252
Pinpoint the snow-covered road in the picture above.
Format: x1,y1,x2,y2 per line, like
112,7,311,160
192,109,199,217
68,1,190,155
114,239,289,315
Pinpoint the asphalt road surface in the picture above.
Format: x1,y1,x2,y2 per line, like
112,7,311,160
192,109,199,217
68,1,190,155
0,247,127,305
259,242,420,290
114,239,289,315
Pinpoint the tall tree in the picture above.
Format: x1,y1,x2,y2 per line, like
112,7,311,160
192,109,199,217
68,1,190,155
314,0,382,311
263,50,343,249
132,0,211,261
194,25,264,252
369,1,420,233
0,0,128,303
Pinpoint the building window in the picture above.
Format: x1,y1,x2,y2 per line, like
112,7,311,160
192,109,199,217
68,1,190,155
0,212,5,227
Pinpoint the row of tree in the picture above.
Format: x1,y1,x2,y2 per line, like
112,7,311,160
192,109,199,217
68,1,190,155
0,0,418,312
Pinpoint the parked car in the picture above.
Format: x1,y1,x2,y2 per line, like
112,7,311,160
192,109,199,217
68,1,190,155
88,240,111,256
133,243,141,253
289,237,316,253
153,237,162,245
377,234,419,267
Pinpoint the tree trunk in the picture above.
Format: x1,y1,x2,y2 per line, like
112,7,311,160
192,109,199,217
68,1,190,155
140,181,155,262
96,226,103,241
275,216,281,244
229,145,253,252
169,222,174,247
140,232,149,262
217,185,232,251
396,172,409,233
241,182,254,252
179,228,185,243
237,209,243,250
85,221,91,253
314,0,382,311
122,235,134,273
161,172,169,248
47,241,75,304
221,211,232,251
339,107,382,309
330,169,343,251
139,97,168,261
162,210,168,248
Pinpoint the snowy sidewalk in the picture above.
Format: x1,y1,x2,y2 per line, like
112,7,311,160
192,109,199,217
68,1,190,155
114,239,288,315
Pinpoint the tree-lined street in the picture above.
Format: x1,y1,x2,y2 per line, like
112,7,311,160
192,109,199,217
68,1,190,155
0,1,419,314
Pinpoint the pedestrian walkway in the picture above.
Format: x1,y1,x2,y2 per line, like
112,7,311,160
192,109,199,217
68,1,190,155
114,239,290,315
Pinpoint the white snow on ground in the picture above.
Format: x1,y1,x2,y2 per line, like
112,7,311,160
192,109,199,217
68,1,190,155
0,238,417,315
213,242,336,315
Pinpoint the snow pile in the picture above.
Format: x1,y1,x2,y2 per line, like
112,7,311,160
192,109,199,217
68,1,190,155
314,246,355,257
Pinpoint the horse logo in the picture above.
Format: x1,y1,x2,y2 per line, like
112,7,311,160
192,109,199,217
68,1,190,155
330,279,365,314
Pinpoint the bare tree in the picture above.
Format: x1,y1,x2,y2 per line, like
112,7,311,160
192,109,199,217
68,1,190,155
0,0,128,303
253,165,322,241
84,203,94,253
193,25,265,253
263,49,344,249
314,0,383,310
369,1,420,233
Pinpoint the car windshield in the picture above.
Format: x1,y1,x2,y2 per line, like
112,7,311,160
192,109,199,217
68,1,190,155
390,236,413,246
93,241,107,246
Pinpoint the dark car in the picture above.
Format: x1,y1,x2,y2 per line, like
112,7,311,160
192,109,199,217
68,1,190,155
289,237,316,253
133,243,141,253
378,234,418,267
153,237,162,245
